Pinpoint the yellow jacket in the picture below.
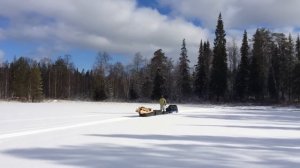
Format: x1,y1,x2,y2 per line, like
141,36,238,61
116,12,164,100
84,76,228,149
159,97,167,106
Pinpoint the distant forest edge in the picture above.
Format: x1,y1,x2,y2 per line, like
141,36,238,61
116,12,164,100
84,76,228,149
1,14,300,103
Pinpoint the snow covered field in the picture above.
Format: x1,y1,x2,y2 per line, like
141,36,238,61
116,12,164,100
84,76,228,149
0,101,300,168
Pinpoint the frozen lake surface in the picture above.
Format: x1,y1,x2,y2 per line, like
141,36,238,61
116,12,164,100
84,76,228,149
0,101,300,168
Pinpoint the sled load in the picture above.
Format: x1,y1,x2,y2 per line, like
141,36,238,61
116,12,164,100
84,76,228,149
136,105,178,117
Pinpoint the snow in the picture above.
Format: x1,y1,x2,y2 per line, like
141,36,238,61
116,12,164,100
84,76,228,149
0,101,300,168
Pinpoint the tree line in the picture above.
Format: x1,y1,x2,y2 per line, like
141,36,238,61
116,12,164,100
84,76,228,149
1,13,300,103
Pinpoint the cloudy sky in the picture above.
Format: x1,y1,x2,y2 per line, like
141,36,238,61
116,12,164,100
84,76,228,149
0,0,300,69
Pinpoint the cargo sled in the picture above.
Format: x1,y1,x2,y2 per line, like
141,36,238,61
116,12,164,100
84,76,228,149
136,105,178,117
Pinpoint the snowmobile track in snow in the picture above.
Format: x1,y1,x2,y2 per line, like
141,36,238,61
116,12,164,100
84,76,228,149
0,116,135,140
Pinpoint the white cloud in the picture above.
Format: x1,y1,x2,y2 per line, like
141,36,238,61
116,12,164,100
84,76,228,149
0,0,209,63
158,0,300,64
0,49,4,64
159,0,300,31
2,0,299,68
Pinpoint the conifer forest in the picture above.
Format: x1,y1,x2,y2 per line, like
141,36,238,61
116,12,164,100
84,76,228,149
1,14,300,103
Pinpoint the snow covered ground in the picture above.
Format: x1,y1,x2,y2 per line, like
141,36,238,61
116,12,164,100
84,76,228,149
0,101,300,168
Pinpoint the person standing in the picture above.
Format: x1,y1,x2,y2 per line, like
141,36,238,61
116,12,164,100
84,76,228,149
159,95,167,112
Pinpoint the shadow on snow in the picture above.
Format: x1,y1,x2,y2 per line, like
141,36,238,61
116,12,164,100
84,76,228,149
3,106,300,168
3,133,300,168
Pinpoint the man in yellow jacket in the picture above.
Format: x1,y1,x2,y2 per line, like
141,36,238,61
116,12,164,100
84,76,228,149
159,96,167,112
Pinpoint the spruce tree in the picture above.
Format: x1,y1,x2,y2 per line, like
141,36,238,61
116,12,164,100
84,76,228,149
234,30,249,100
93,71,107,101
178,39,192,99
294,35,300,100
268,44,280,100
151,68,165,100
204,41,211,98
293,63,300,100
150,49,168,100
141,76,152,99
296,35,300,61
129,80,138,100
249,29,272,100
11,57,30,100
195,40,210,99
271,33,293,101
210,13,227,101
30,64,43,102
287,34,294,100
194,40,204,97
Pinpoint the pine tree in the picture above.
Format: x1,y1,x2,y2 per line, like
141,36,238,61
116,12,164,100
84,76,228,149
194,40,204,97
11,57,31,100
210,13,228,101
296,35,300,61
286,34,294,100
52,58,69,99
294,35,300,101
151,68,165,100
93,71,107,101
141,76,152,99
293,63,300,100
129,79,138,100
250,30,264,100
272,33,293,101
39,58,52,98
268,44,280,100
204,41,211,98
195,40,211,99
249,29,272,100
150,49,169,99
178,39,192,99
234,30,249,100
30,64,43,102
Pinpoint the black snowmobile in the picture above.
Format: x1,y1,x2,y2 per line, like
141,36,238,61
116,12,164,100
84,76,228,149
136,105,178,117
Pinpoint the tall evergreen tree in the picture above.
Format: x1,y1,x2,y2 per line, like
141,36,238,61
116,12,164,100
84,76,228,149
29,63,43,102
151,68,165,100
52,58,69,99
195,40,211,99
296,35,300,61
141,76,152,99
194,40,204,97
204,41,211,98
272,33,293,100
129,79,138,100
268,44,280,100
93,70,107,101
293,63,300,100
11,57,30,100
294,35,300,100
178,39,192,99
150,49,169,99
210,13,228,101
250,29,264,100
234,30,249,100
286,34,294,100
249,29,272,100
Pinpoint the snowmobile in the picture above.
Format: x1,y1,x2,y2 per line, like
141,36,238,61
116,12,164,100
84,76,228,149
136,105,178,117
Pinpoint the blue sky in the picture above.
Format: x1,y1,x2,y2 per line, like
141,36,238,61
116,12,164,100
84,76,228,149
0,0,300,70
